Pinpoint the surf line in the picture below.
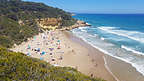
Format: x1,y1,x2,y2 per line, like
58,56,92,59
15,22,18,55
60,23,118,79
103,56,120,81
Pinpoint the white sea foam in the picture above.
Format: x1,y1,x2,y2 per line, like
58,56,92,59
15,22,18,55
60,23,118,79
88,34,96,37
85,37,144,76
98,26,144,43
121,45,144,55
78,27,88,30
101,37,105,40
78,27,88,32
72,29,144,76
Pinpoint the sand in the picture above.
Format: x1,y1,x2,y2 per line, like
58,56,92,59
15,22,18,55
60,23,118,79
11,30,116,81
105,55,144,81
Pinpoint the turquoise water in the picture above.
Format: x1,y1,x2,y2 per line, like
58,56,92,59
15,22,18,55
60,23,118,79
72,14,144,76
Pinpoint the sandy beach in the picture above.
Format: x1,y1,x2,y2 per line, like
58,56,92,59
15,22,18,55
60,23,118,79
11,29,144,81
11,30,116,81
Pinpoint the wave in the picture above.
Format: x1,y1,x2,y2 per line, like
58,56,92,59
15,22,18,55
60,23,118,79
86,37,144,76
72,29,144,76
98,26,144,43
80,35,144,76
78,27,88,32
121,45,144,55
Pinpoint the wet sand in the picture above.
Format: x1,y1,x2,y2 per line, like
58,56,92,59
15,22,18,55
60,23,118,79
105,55,144,81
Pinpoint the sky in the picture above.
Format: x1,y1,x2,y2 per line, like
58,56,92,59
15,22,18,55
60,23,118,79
23,0,144,14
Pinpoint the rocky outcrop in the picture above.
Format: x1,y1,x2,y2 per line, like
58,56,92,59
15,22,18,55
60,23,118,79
36,18,62,29
61,20,91,31
36,18,90,30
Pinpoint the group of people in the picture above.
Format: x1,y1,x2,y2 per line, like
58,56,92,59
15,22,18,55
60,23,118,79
25,30,64,66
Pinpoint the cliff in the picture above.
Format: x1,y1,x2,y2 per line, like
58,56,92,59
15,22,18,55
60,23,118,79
36,18,62,30
61,20,91,30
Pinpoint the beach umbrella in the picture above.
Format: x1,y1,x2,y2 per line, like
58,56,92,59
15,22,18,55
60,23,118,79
27,45,31,49
41,51,46,55
38,48,40,51
49,48,54,51
57,40,60,42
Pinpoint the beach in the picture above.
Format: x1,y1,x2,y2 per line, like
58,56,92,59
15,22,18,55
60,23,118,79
64,31,144,81
11,30,116,81
105,54,144,81
11,29,144,81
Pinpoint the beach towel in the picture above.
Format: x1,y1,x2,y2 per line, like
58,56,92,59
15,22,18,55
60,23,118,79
49,48,54,51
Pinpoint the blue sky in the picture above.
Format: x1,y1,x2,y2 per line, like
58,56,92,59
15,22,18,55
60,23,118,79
23,0,144,14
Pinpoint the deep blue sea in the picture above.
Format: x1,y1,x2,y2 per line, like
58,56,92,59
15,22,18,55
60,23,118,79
72,14,144,76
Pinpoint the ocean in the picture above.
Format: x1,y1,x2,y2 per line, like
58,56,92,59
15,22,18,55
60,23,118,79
72,14,144,76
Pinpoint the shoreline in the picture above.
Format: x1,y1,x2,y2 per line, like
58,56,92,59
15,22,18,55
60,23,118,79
103,56,120,81
64,31,116,81
69,29,144,81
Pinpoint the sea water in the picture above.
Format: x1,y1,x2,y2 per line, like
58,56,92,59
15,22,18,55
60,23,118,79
72,14,144,76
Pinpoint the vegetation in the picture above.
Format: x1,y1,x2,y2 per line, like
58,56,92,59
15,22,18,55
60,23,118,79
0,0,76,26
0,47,105,81
0,0,76,48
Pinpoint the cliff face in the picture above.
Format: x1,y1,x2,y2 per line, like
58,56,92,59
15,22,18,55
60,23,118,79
37,18,62,30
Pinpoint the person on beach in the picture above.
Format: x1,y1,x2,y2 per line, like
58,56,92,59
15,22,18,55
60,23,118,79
90,74,94,77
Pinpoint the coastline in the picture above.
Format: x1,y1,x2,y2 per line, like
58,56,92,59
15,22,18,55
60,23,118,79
69,28,144,81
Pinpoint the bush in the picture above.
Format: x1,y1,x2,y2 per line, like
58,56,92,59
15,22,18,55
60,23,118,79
0,47,105,81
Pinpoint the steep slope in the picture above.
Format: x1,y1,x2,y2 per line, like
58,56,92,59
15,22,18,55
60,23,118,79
0,0,76,48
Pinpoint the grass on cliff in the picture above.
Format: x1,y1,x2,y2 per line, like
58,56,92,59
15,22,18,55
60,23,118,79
0,47,105,81
0,16,40,48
